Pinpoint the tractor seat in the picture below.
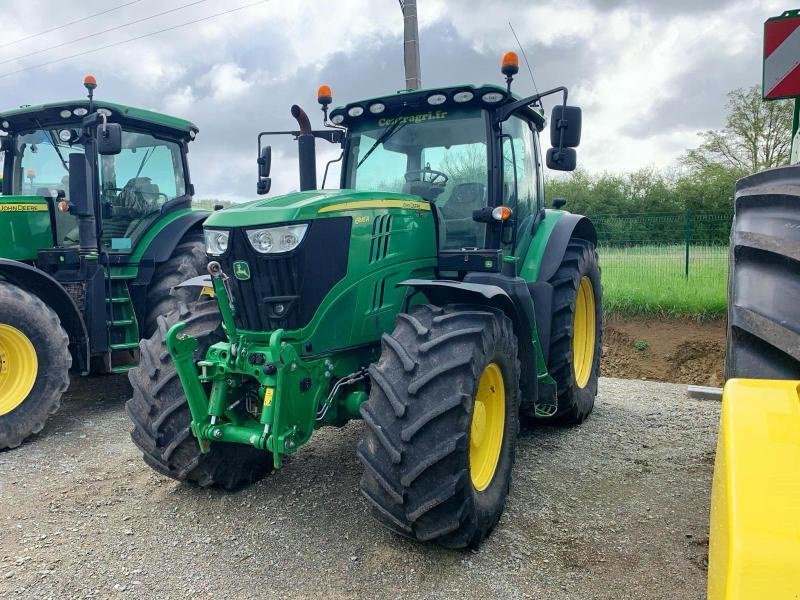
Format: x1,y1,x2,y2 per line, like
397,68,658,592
439,182,485,249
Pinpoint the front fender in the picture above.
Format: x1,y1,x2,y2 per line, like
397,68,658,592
398,277,539,407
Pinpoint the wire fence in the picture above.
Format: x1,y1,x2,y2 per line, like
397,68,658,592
592,211,732,315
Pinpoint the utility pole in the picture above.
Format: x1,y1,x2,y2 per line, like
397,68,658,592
400,0,421,90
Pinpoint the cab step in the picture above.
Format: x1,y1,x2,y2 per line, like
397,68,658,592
109,342,140,351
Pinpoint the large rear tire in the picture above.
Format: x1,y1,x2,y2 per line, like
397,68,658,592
357,304,521,549
546,238,602,424
126,299,273,489
725,167,800,380
142,229,208,338
0,282,71,450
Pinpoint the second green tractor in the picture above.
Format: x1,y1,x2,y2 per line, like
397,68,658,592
128,55,603,548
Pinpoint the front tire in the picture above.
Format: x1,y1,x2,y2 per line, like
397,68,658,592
546,238,602,424
142,229,208,338
357,304,521,548
0,282,71,450
126,299,273,489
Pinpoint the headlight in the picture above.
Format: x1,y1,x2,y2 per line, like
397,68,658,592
204,229,230,255
246,224,308,254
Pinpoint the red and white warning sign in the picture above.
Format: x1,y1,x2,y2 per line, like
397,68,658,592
764,12,800,100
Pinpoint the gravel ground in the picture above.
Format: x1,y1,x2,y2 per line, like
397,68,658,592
0,375,719,599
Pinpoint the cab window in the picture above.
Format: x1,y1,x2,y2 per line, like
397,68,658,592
99,131,186,250
501,116,538,251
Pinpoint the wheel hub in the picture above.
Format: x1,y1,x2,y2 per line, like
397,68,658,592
469,362,505,492
572,276,596,389
0,324,38,416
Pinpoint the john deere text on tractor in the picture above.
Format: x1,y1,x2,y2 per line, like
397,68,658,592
128,53,602,548
0,77,209,448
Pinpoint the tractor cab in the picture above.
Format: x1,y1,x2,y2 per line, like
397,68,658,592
257,53,581,277
0,79,197,258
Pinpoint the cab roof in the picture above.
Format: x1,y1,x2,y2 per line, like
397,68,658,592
329,83,546,131
0,100,198,141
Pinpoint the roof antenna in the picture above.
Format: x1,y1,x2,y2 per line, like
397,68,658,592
508,22,541,106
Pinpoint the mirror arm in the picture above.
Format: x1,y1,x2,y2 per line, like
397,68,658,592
495,86,568,123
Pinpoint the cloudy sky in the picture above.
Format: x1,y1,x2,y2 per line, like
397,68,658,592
0,0,785,201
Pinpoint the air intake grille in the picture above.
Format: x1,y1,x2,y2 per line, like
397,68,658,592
218,217,351,331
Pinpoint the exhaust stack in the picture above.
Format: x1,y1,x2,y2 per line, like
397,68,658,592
291,105,317,191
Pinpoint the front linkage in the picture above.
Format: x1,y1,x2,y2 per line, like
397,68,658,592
166,261,369,469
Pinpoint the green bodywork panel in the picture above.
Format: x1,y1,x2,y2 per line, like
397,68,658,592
0,196,52,260
518,209,565,282
110,207,208,279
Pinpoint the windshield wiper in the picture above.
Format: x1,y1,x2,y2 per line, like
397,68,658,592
135,147,156,178
357,121,406,169
37,119,68,173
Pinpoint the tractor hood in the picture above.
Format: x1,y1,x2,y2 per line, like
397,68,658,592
204,189,431,228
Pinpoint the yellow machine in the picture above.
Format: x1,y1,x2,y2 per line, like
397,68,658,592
708,380,800,598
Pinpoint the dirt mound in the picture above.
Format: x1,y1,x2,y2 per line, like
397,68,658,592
602,316,725,385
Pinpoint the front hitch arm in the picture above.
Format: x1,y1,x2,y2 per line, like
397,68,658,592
165,321,212,452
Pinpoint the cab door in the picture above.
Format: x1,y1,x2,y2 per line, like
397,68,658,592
500,115,541,259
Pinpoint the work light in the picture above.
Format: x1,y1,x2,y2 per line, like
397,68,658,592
246,224,308,254
204,229,230,255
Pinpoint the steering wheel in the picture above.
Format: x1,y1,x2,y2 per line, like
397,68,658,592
404,167,449,187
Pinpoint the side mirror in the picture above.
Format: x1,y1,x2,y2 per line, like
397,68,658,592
68,153,90,215
257,178,272,195
550,105,582,148
257,145,272,195
552,197,567,209
0,135,10,152
97,122,122,155
546,147,577,171
258,145,272,178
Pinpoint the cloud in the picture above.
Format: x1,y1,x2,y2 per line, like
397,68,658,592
0,0,779,201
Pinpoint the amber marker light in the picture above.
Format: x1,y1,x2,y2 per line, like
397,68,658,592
501,51,519,76
492,206,513,221
317,85,332,106
83,74,97,90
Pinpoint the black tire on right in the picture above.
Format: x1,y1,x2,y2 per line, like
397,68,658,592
725,166,800,380
126,298,273,489
358,303,521,549
546,238,602,424
0,282,71,450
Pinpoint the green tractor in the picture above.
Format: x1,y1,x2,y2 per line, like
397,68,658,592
127,54,602,548
0,76,210,449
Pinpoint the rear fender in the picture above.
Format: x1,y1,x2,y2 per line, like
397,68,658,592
0,258,89,373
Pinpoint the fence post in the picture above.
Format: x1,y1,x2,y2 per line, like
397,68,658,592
684,208,692,279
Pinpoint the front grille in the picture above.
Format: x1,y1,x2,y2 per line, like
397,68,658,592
219,217,351,331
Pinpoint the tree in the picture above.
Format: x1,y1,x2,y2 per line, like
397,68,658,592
683,85,793,173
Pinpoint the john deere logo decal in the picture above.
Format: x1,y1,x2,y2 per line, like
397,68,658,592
233,261,250,280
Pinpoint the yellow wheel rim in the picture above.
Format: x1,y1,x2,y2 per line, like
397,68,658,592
0,324,38,416
572,276,596,389
469,362,505,492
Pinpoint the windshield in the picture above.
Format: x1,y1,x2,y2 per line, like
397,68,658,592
344,108,489,250
8,126,186,250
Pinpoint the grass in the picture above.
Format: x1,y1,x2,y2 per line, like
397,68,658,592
598,244,727,318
